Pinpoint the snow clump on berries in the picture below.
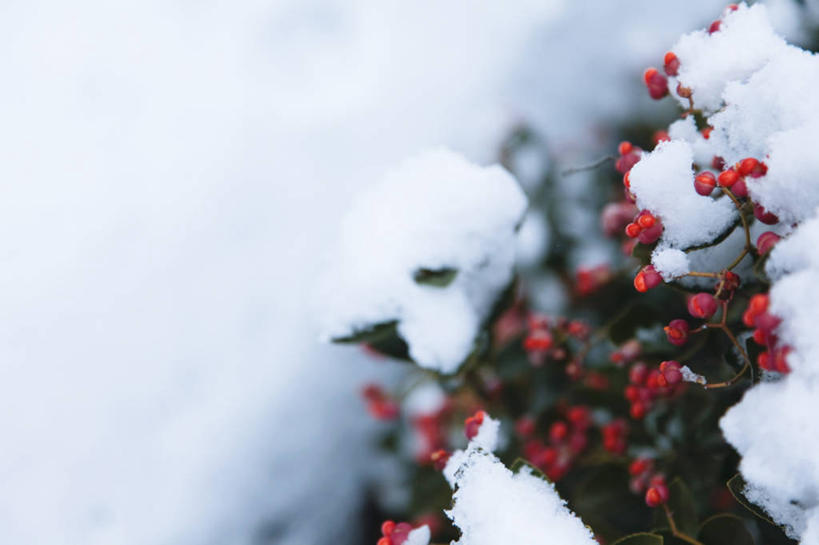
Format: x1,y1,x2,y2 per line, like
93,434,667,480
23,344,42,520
443,413,596,545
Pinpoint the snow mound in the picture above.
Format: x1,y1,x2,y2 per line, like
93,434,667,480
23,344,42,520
322,149,527,373
721,213,819,541
443,415,596,545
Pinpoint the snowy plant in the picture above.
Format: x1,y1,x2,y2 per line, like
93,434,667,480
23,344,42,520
332,3,819,545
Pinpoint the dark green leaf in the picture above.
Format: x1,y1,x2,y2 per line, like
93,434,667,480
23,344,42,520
611,532,664,545
698,514,754,545
632,243,654,266
727,474,776,525
331,320,398,344
510,457,548,481
667,478,698,536
413,267,458,287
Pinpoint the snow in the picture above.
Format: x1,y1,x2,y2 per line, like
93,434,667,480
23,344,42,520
321,149,527,373
628,140,737,249
651,248,690,280
680,365,707,385
407,525,432,545
672,3,788,113
721,213,819,542
0,0,763,543
443,414,596,545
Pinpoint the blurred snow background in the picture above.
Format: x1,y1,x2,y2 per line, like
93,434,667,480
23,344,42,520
0,0,804,544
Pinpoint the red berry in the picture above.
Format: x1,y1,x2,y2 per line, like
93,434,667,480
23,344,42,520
637,213,656,229
663,51,680,76
618,141,634,156
754,204,779,225
688,293,718,319
567,406,592,430
629,363,649,386
664,319,689,346
659,360,683,385
630,402,647,420
731,178,748,198
709,20,721,34
676,83,692,99
629,458,652,476
430,449,450,471
737,158,759,177
634,265,663,293
643,68,669,100
637,220,663,244
377,537,392,545
524,330,553,351
694,172,716,196
756,231,781,255
653,130,670,145
549,421,570,443
625,222,641,238
711,155,725,170
464,410,485,440
515,416,536,437
381,521,396,536
702,127,713,140
646,484,669,507
717,169,739,188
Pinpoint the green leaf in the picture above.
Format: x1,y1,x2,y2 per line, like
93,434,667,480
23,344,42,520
698,514,755,545
667,478,698,536
611,532,664,545
331,320,399,344
510,457,548,482
413,267,458,287
727,474,776,525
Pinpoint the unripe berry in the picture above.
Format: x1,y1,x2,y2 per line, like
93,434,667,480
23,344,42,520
676,83,692,99
664,319,689,346
634,265,663,292
717,169,739,188
688,292,718,319
643,68,669,100
663,51,680,76
694,171,716,196
754,204,779,225
756,231,781,255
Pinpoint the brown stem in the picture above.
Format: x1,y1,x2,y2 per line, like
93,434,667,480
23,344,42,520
683,271,720,279
663,504,705,545
720,187,753,271
700,321,752,390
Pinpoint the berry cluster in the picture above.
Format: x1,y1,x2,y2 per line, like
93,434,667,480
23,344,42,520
628,458,670,508
743,294,790,374
624,361,684,420
519,406,592,481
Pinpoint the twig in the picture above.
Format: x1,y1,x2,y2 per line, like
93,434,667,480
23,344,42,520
561,155,615,177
